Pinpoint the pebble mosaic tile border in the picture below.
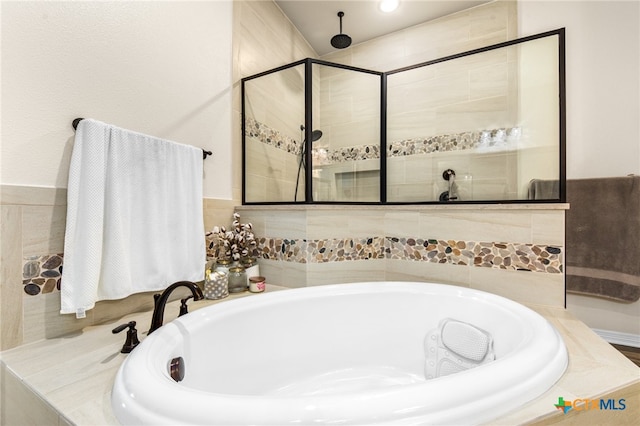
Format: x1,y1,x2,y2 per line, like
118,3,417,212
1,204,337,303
245,117,302,155
22,234,562,296
385,237,562,273
386,127,520,158
251,236,563,274
245,117,521,163
253,237,386,263
22,254,63,296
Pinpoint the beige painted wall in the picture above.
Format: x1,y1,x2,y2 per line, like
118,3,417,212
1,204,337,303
0,1,233,350
1,1,233,199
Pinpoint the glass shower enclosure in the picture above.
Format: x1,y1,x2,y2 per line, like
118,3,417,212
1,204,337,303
242,29,565,204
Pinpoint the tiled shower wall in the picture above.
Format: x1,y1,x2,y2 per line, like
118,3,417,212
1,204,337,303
235,0,318,203
244,0,519,203
236,204,566,307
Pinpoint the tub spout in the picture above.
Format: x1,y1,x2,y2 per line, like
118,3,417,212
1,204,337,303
148,281,204,335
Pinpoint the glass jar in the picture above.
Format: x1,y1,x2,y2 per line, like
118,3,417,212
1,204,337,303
227,266,247,293
241,257,260,287
215,258,232,275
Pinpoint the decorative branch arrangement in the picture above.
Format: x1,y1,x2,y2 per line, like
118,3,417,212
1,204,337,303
206,213,257,261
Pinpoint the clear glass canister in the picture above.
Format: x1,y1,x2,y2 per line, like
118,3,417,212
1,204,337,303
215,258,232,274
227,266,247,293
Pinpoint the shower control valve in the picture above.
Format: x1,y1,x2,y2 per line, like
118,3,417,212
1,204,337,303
442,169,456,181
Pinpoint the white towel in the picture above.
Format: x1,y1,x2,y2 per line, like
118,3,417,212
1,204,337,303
61,119,205,317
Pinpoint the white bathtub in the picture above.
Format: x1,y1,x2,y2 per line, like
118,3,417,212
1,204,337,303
111,282,567,425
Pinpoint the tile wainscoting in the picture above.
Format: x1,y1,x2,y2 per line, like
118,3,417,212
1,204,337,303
236,204,567,307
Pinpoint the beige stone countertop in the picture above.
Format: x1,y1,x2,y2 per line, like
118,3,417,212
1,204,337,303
1,285,638,426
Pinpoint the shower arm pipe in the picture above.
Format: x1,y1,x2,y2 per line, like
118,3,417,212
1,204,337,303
71,118,213,160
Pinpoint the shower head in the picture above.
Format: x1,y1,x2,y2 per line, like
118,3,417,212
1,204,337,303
311,130,323,142
331,11,352,49
300,125,323,143
294,128,323,202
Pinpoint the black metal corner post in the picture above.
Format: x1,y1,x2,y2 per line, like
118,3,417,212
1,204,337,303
241,79,247,205
558,28,567,204
558,28,567,309
304,58,314,203
380,73,388,203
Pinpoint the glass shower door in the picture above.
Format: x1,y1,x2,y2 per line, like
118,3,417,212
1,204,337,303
312,63,382,202
243,63,306,203
386,33,561,202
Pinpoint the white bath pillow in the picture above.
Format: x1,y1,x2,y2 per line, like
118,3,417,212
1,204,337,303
424,318,496,379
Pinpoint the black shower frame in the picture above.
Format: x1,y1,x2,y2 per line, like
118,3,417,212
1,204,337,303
241,28,566,206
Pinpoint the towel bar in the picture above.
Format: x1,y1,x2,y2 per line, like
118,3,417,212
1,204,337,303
72,118,212,160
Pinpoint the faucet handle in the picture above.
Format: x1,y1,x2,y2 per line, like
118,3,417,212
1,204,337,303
112,321,140,353
179,296,194,317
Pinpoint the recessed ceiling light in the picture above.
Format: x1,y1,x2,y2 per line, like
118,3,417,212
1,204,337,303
379,0,399,13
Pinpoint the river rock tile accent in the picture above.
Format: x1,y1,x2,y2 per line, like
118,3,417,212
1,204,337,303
22,232,562,297
385,237,562,273
245,117,301,154
254,236,562,274
324,144,381,163
246,118,520,162
385,237,475,266
252,237,385,263
22,254,63,296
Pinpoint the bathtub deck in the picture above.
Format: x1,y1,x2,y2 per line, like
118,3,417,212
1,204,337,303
1,284,638,425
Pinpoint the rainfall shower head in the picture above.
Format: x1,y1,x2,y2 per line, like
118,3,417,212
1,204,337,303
331,11,352,49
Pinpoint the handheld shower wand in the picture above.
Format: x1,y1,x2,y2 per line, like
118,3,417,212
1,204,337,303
294,125,323,201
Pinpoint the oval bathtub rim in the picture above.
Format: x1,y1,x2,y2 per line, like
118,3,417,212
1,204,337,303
111,281,568,425
183,281,545,321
